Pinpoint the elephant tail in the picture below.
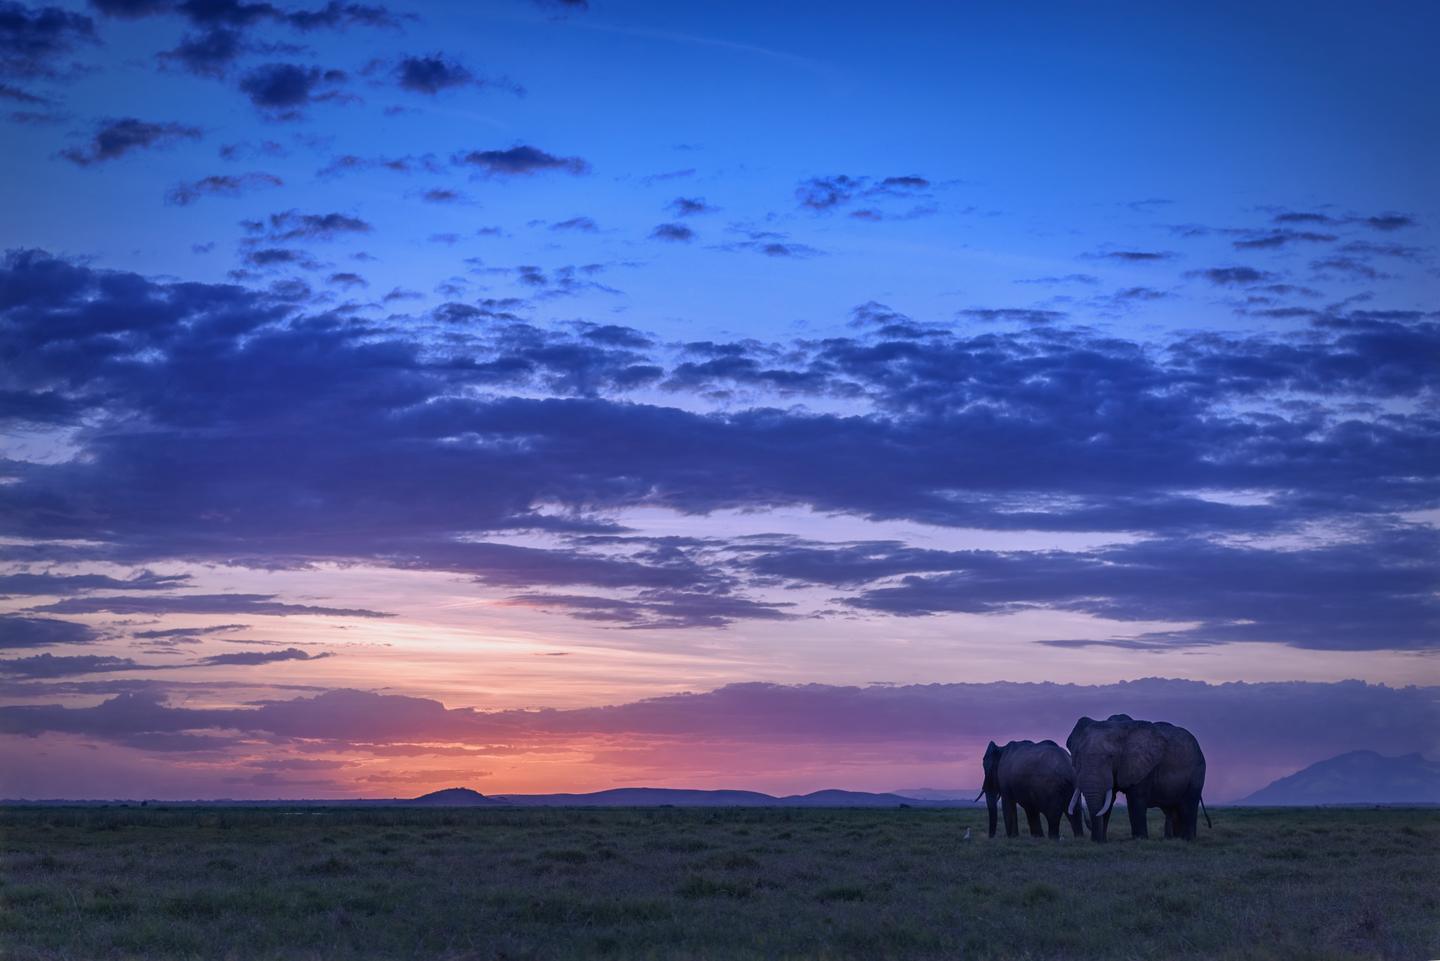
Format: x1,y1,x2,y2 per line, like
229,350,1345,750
1200,797,1212,829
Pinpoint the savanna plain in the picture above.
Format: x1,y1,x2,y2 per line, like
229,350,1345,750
2,806,1436,961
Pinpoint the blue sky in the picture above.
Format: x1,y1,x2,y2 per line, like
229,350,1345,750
0,0,1436,798
7,0,1437,339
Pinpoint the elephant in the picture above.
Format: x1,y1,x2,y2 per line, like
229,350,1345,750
974,739,1085,839
1065,714,1210,842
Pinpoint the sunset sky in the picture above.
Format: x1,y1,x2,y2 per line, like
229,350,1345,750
1,0,1437,801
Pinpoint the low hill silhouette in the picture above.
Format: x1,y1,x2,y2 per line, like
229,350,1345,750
1240,751,1440,805
892,788,977,801
408,787,507,806
493,787,973,807
4,787,980,808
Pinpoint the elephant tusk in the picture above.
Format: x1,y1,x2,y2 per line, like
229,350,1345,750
973,789,986,803
1097,788,1114,817
1067,786,1081,816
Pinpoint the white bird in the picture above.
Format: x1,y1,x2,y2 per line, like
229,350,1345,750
962,828,972,840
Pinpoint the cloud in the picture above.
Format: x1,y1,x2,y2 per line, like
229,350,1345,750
244,209,371,241
199,646,330,665
31,593,390,617
1362,213,1416,231
1093,250,1176,263
550,216,597,232
133,623,246,639
241,246,319,269
165,171,282,205
847,205,936,222
0,615,96,649
1310,257,1391,281
638,168,694,185
388,53,518,95
88,0,401,31
0,1,97,79
826,529,1439,650
0,81,47,102
0,570,190,594
1107,286,1170,303
316,153,441,177
650,222,693,242
419,187,464,204
327,270,366,288
1,679,1434,799
0,653,143,677
0,645,329,677
720,230,820,258
1270,210,1417,232
1014,274,1099,286
1232,229,1338,250
452,145,589,176
755,241,815,257
59,117,202,165
795,173,930,213
958,308,1065,325
667,197,714,216
499,262,619,300
282,1,399,31
796,174,862,209
88,0,170,16
1272,210,1339,226
237,62,347,118
1339,241,1423,260
504,589,792,629
1188,266,1277,286
157,26,246,75
1,252,1436,644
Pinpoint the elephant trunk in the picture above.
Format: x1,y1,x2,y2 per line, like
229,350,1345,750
1079,769,1112,842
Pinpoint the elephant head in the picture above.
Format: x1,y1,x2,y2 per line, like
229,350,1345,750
975,740,1002,838
1066,714,1161,842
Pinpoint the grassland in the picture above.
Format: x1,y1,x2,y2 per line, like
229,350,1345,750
2,805,1436,960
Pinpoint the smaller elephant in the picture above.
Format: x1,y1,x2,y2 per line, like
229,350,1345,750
975,739,1085,839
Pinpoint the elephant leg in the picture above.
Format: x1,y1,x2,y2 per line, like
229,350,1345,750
1127,795,1149,839
1002,797,1019,838
1068,807,1085,839
1044,812,1060,839
1163,808,1176,839
1024,807,1043,838
1183,799,1200,841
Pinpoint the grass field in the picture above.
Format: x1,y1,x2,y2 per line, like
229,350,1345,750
2,805,1437,960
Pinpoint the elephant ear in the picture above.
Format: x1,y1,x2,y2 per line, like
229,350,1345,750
1119,727,1167,787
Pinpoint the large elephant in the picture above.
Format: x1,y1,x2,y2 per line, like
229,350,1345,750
975,739,1085,839
1065,714,1209,842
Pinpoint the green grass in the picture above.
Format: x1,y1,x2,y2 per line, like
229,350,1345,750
1,806,1436,960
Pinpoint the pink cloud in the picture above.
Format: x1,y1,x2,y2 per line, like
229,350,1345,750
2,678,1433,799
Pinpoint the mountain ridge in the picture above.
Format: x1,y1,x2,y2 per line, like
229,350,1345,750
1240,750,1440,805
1,787,980,808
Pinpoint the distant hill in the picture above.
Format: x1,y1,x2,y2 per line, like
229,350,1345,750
408,787,507,806
497,788,777,807
1240,751,1440,805
494,787,972,807
4,787,977,808
893,788,979,801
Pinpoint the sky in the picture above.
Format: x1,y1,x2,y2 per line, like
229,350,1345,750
0,0,1437,801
